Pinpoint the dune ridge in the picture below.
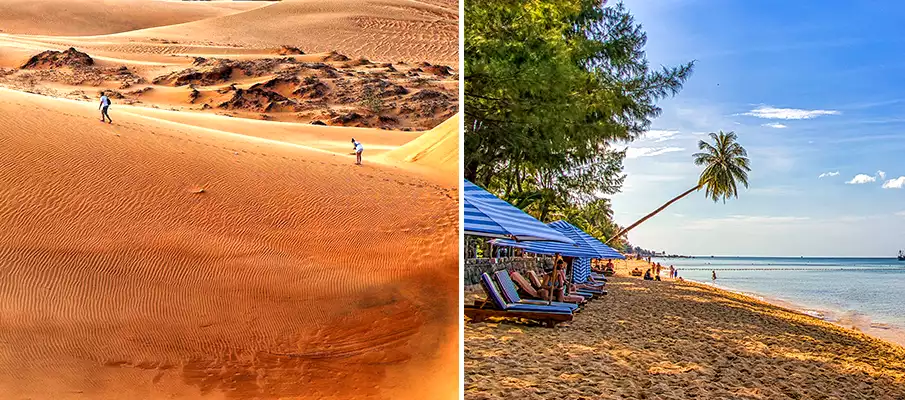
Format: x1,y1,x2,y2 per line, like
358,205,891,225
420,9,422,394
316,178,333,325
380,113,459,179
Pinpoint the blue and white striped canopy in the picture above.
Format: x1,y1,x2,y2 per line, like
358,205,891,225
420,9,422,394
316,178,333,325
492,220,625,259
548,220,625,260
489,239,599,258
463,179,574,243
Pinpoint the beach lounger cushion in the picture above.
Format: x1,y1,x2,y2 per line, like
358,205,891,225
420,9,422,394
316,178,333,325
479,273,573,313
493,270,578,311
525,270,586,304
510,271,545,298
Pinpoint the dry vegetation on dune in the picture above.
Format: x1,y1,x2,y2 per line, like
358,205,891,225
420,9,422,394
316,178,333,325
465,271,905,400
0,47,457,130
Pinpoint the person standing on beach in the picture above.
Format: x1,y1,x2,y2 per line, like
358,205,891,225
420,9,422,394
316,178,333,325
99,92,112,124
712,270,717,281
351,138,364,165
669,265,675,279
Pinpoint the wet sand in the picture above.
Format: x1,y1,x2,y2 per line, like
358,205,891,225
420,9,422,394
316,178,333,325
464,260,905,399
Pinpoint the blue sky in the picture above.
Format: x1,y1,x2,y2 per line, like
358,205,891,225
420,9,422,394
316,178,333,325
611,0,905,257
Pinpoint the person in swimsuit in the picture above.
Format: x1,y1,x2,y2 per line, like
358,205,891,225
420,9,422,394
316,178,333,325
99,92,112,124
351,138,364,165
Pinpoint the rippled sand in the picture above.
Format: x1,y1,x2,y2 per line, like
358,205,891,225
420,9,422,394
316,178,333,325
0,20,458,400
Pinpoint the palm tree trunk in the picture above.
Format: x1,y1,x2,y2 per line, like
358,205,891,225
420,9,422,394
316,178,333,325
606,184,701,244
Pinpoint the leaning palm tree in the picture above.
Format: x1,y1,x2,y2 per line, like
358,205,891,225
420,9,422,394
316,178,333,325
606,131,751,244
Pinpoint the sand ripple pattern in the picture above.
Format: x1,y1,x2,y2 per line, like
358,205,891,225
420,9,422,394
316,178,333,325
115,0,459,65
0,90,458,399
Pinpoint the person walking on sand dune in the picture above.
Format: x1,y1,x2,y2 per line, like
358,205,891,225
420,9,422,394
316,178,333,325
99,92,112,124
351,138,363,165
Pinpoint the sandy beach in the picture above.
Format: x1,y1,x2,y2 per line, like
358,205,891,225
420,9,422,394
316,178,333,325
465,259,905,399
0,1,458,399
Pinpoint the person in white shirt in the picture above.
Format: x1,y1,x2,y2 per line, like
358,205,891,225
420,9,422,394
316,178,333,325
99,92,112,124
351,138,363,165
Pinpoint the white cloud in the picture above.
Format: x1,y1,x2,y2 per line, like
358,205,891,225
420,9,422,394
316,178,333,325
896,211,905,217
625,147,685,159
846,174,876,184
878,170,887,180
762,122,788,129
818,171,839,178
742,105,840,120
644,130,680,142
882,176,905,189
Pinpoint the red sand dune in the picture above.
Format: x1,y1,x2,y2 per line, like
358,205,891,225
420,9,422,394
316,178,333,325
0,2,460,396
0,39,457,400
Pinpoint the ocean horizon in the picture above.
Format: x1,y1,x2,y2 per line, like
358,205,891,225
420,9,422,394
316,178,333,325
652,256,905,343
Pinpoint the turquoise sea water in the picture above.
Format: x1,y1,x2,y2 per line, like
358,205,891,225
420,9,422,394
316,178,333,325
652,257,905,330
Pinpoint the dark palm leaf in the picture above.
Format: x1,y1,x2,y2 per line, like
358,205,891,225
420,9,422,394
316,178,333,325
607,130,750,243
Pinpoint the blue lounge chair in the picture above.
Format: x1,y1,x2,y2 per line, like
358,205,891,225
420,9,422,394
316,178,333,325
464,273,573,327
492,270,579,311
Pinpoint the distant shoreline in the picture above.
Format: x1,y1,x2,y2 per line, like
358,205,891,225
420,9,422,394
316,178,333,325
654,255,904,260
642,257,905,349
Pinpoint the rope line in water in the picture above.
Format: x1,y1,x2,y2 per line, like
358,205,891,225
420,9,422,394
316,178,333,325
676,268,905,271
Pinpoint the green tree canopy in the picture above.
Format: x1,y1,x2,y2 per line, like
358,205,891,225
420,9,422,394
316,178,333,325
465,0,694,245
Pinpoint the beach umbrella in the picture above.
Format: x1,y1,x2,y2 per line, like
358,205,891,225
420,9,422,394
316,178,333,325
493,220,625,301
547,220,625,260
489,238,600,258
491,220,625,259
548,220,625,284
463,179,574,243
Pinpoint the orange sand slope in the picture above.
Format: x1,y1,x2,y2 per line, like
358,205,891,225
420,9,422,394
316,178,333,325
0,88,458,399
380,113,459,178
115,105,425,157
0,0,266,36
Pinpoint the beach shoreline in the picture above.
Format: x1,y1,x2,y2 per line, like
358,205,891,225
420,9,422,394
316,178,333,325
679,277,905,350
631,259,905,350
465,259,905,398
